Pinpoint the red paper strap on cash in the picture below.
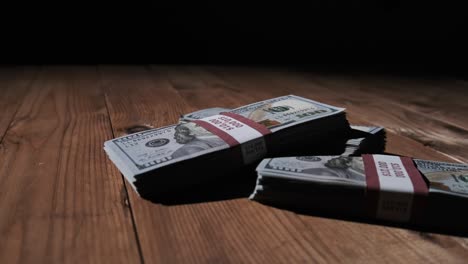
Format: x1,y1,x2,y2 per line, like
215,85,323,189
192,112,272,164
192,112,271,147
363,154,429,222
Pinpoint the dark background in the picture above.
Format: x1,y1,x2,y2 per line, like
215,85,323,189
2,3,467,76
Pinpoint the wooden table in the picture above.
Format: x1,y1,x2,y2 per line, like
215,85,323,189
1,66,467,263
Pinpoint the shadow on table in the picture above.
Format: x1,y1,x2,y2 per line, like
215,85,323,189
256,201,468,238
137,127,387,205
139,166,258,205
143,174,468,238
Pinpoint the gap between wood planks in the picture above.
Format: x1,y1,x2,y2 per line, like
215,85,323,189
98,66,146,264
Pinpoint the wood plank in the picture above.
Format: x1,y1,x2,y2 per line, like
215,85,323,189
313,74,468,129
101,65,335,263
308,74,468,156
0,67,37,142
266,70,468,162
0,67,141,263
191,66,468,263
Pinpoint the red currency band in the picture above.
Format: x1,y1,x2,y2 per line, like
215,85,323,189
364,155,429,195
191,113,271,147
400,156,429,222
363,154,380,192
220,112,272,136
400,157,429,196
362,154,380,218
191,119,240,147
362,154,429,222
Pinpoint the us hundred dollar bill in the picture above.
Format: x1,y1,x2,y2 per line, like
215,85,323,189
104,95,347,190
180,107,231,122
253,156,367,193
414,159,468,197
251,156,468,199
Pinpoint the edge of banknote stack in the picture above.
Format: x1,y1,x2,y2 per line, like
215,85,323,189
181,108,387,157
342,126,386,156
104,95,353,199
250,154,468,232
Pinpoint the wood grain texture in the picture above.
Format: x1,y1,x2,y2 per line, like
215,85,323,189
1,65,467,263
0,67,140,263
306,74,468,161
0,67,37,143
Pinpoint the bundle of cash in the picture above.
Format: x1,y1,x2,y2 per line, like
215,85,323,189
250,154,468,231
104,95,352,198
181,108,386,156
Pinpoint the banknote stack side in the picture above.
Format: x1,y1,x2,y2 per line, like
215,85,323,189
104,95,352,199
341,126,386,156
250,154,468,231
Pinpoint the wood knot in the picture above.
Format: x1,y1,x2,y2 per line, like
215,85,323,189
124,125,153,134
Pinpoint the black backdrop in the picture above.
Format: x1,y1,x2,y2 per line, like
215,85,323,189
1,3,466,75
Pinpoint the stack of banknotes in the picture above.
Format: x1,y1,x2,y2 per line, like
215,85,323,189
104,95,354,198
180,108,386,157
250,154,468,230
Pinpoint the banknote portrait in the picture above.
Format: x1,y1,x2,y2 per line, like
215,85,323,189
295,156,366,181
171,122,226,159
